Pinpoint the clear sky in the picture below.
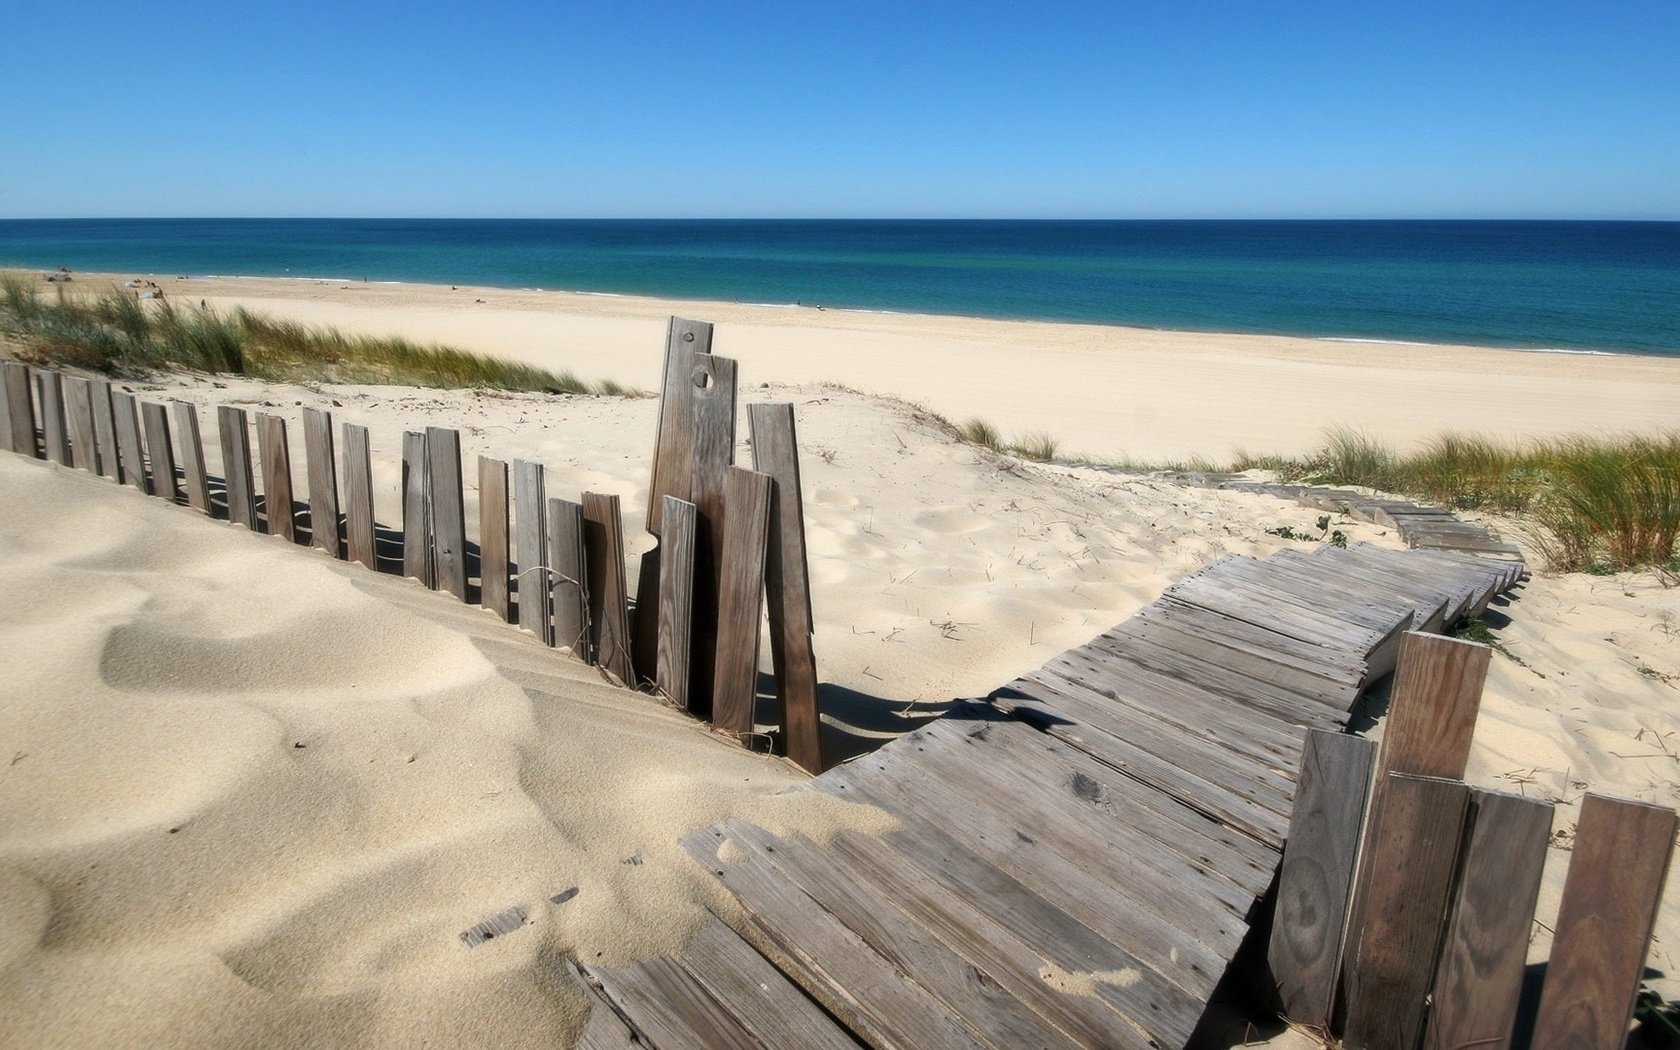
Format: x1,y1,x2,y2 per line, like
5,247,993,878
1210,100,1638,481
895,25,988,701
2,0,1676,219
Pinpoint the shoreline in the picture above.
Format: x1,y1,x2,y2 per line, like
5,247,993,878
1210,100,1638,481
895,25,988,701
9,267,1680,461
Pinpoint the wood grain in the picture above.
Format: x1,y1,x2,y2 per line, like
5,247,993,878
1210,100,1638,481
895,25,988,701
217,405,257,526
401,431,432,584
582,492,634,684
171,401,210,512
89,379,118,480
256,413,294,540
477,457,510,620
1424,789,1552,1050
140,400,178,501
687,353,737,718
1342,773,1471,1050
0,361,31,455
1269,729,1377,1029
549,498,589,659
710,467,771,740
38,370,71,466
425,426,467,599
1530,793,1678,1050
63,376,98,473
749,402,823,773
341,423,376,569
1376,631,1490,782
513,459,549,639
656,496,696,710
302,407,341,556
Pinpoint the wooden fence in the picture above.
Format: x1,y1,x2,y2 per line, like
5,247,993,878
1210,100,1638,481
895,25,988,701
1268,632,1676,1049
0,317,826,773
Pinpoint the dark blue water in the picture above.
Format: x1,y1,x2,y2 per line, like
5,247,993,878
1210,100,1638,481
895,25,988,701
1,219,1676,355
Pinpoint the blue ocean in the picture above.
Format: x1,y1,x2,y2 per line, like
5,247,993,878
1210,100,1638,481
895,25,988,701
0,219,1676,355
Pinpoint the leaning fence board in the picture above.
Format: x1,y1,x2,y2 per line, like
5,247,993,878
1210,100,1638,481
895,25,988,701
90,379,119,480
0,361,33,454
426,426,467,599
1269,730,1377,1029
256,413,295,540
1423,790,1553,1050
749,402,823,774
513,459,549,640
478,457,511,620
656,496,696,710
688,353,738,718
1375,632,1490,783
302,407,341,556
171,401,210,512
342,423,376,569
711,467,772,740
401,431,433,584
63,377,98,473
218,406,257,526
582,492,634,684
549,498,589,658
1342,774,1471,1050
140,401,178,502
38,371,71,465
1530,793,1678,1050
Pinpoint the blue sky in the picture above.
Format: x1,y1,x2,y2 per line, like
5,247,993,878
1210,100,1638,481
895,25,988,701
2,0,1676,218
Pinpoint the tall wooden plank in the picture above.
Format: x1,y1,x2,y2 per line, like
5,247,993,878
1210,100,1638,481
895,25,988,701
749,402,823,773
477,457,511,620
117,392,147,490
1375,632,1491,782
217,406,258,527
401,431,433,584
63,376,98,473
656,496,696,709
341,423,376,569
582,492,634,684
1269,730,1378,1029
2,362,37,456
549,498,589,659
426,426,467,599
140,401,178,501
256,412,295,541
0,363,16,454
171,401,210,512
1424,790,1553,1050
1342,774,1471,1050
38,371,71,465
688,353,737,718
302,407,341,556
1530,794,1678,1050
513,459,549,640
711,467,772,740
89,379,118,479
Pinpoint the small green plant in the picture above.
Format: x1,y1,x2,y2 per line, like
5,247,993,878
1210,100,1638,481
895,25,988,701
1011,430,1060,463
958,417,1005,453
1329,529,1348,548
1266,525,1306,540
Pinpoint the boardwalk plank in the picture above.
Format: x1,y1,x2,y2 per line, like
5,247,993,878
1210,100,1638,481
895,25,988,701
584,952,763,1050
671,917,864,1050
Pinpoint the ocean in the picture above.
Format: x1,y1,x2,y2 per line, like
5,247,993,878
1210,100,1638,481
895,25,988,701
1,219,1676,355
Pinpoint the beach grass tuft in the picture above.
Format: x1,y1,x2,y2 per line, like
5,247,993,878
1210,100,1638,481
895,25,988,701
0,275,643,396
958,417,1006,453
1011,430,1061,463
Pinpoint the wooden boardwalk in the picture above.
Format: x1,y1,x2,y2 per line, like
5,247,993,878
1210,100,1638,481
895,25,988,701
579,542,1525,1048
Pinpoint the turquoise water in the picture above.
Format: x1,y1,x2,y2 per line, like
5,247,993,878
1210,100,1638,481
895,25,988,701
0,219,1676,355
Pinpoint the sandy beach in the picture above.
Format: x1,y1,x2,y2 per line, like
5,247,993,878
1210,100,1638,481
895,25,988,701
3,279,1679,1046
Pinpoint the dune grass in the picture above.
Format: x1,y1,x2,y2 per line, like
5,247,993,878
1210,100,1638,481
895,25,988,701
0,275,642,396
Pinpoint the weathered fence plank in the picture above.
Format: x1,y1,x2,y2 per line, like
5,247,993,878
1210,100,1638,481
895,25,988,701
0,362,31,455
256,413,295,540
1375,632,1490,782
303,407,341,556
38,371,71,465
140,401,178,502
1342,773,1471,1050
89,379,119,480
1424,789,1553,1050
478,456,511,620
711,467,772,741
749,402,823,773
550,497,589,659
401,431,433,584
1269,729,1377,1029
426,426,467,599
63,377,98,473
688,353,737,718
1530,793,1678,1050
582,492,634,684
342,423,376,569
514,459,549,640
218,406,258,526
171,401,210,512
656,496,697,710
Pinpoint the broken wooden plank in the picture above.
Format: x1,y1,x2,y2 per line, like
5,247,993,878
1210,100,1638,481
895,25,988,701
140,400,178,501
37,370,71,466
426,426,467,599
63,376,98,473
582,492,634,684
256,413,295,540
513,459,549,640
549,497,589,658
89,379,118,480
302,407,340,556
401,431,432,584
711,467,771,740
655,496,696,710
341,422,376,569
217,405,257,526
688,353,737,718
171,401,210,512
750,402,823,774
0,361,34,455
1530,793,1678,1050
459,906,527,948
478,456,510,620
670,917,865,1050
